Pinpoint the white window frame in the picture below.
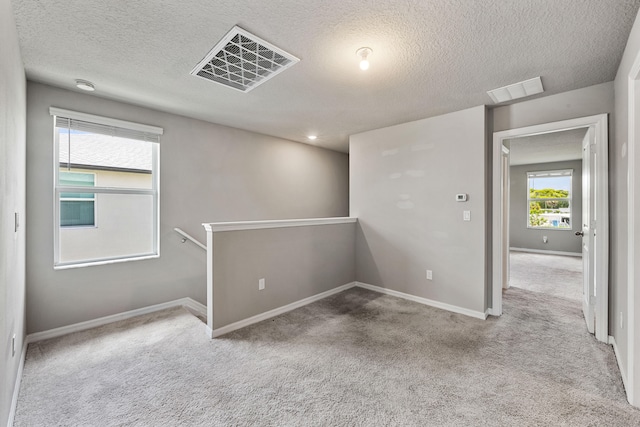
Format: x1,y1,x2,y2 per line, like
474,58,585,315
51,107,163,269
526,169,573,231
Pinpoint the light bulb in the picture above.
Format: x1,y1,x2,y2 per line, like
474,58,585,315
356,47,372,71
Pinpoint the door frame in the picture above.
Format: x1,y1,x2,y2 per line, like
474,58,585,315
626,47,640,406
491,114,609,343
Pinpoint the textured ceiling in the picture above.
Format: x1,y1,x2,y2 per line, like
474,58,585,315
11,0,640,153
507,128,587,166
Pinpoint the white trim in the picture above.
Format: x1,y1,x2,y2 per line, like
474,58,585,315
610,335,629,395
49,107,163,135
181,299,207,318
203,217,357,233
627,46,640,407
7,339,28,427
53,253,159,270
492,114,609,340
355,282,488,320
209,282,357,338
27,297,206,343
509,247,582,257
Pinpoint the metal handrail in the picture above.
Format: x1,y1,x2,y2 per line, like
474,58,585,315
174,227,206,250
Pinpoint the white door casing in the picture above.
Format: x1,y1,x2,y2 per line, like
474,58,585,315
581,129,595,334
492,114,609,343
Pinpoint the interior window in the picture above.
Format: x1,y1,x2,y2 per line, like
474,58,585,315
51,108,162,268
527,170,572,230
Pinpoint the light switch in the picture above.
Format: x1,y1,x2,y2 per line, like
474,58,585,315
463,211,471,221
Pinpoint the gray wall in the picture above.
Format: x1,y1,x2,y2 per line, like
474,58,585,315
612,8,640,392
0,0,26,424
26,82,349,334
509,160,583,254
351,106,488,314
212,223,355,329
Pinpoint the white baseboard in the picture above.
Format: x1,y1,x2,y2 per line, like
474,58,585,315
7,339,28,427
510,247,582,257
609,335,629,394
209,282,357,338
355,282,488,320
181,298,207,318
27,297,207,344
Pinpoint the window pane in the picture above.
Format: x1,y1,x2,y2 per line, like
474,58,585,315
60,200,95,227
59,193,155,264
59,171,94,187
57,128,153,189
527,171,572,229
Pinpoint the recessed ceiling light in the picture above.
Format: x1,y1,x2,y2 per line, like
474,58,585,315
307,135,317,140
75,79,95,91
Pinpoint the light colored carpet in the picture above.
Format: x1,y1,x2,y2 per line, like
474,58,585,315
14,287,638,426
510,251,582,301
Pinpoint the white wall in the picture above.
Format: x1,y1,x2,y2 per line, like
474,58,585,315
509,160,583,254
26,82,349,334
0,0,26,424
351,106,488,315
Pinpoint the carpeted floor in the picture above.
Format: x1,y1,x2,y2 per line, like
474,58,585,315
510,251,582,301
14,287,639,426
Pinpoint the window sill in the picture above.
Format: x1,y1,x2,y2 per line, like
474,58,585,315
54,253,159,270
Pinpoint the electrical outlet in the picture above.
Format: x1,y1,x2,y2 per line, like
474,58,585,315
12,334,16,357
543,236,548,244
426,270,433,280
259,278,265,291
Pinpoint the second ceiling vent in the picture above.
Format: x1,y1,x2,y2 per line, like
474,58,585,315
190,26,299,93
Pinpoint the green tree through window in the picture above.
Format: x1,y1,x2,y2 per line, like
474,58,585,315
527,170,572,229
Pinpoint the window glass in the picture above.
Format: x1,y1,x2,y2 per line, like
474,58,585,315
527,170,572,230
52,109,161,268
59,172,95,227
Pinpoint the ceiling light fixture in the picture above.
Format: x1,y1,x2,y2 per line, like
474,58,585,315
75,79,95,91
356,47,372,71
307,135,317,140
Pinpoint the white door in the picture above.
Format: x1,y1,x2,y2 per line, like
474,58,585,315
580,128,596,334
502,148,510,289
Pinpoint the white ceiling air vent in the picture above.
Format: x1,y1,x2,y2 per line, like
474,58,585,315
190,26,300,93
487,77,544,104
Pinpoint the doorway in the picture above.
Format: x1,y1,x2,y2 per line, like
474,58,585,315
491,114,609,343
506,129,585,303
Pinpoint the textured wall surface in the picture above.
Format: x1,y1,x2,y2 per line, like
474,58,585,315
25,82,349,334
212,223,356,328
0,0,26,424
509,160,583,254
351,106,487,314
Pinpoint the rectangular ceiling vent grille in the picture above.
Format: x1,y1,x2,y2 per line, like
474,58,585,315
487,76,544,104
190,26,300,93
